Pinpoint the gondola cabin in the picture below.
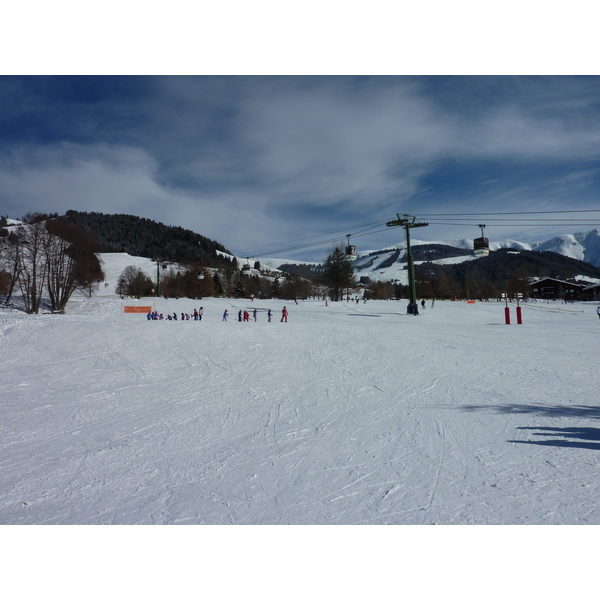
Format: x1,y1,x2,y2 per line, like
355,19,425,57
473,237,489,256
473,224,489,257
345,234,357,261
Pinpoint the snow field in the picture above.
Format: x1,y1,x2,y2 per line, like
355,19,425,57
2,296,600,527
3,295,600,598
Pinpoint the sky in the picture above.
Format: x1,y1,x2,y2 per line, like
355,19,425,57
2,10,600,263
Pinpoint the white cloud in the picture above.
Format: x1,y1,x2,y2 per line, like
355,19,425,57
0,142,310,255
2,77,600,260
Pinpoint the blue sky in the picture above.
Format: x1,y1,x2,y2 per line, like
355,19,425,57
1,75,600,262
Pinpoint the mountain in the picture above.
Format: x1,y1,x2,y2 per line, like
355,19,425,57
530,229,600,267
344,230,600,285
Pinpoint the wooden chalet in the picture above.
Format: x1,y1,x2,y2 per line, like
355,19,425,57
527,278,586,300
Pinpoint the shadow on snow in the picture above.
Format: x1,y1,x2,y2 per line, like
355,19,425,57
462,404,600,420
509,427,600,450
462,404,600,450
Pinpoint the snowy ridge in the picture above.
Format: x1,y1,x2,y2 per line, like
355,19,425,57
531,229,600,267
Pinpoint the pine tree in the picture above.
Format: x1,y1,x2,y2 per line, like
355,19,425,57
270,277,281,299
232,275,246,298
212,272,224,296
321,248,355,301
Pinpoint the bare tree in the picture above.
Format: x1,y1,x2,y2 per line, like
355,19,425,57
0,230,26,304
1,214,104,312
14,214,50,313
116,265,153,297
44,219,103,312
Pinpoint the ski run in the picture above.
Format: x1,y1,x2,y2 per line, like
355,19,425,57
2,292,599,597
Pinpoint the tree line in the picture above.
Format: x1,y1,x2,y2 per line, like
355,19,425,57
61,210,233,267
114,247,360,302
120,243,598,304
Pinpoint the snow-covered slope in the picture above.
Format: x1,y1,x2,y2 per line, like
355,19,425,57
349,230,600,283
2,295,600,526
95,253,188,296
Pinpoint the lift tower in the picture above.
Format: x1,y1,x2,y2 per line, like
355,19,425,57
386,214,429,307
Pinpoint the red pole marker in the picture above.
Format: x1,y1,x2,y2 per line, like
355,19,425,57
505,306,511,324
516,306,523,324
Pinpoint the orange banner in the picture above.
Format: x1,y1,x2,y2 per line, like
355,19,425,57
123,306,153,314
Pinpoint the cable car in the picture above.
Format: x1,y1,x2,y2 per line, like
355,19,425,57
473,224,489,257
241,258,251,274
345,234,357,261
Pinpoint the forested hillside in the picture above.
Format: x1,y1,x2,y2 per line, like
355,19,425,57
60,210,232,267
415,248,600,299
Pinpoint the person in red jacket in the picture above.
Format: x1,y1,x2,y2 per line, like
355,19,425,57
281,306,288,322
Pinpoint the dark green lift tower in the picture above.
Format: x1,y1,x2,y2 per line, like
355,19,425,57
386,214,429,309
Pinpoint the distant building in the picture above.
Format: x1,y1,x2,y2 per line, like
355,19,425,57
583,282,600,302
527,277,586,301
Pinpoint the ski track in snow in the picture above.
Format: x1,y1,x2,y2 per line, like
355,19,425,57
1,296,600,524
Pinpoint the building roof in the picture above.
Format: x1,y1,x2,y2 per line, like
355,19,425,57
527,277,585,288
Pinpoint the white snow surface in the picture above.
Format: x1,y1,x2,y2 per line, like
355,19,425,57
96,252,187,292
2,292,600,526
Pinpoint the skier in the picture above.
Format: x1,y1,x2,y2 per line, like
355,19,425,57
421,299,426,310
238,310,243,322
223,309,228,321
199,307,204,321
268,309,272,322
253,308,257,322
243,310,250,322
281,306,288,322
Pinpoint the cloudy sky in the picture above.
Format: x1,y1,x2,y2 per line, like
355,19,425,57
1,75,600,261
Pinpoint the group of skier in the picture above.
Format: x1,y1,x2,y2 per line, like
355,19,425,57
228,306,288,322
147,307,204,321
147,306,289,322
